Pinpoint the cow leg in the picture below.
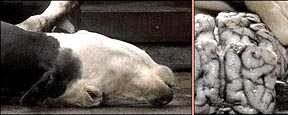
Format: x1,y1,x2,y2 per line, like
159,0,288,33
16,1,81,32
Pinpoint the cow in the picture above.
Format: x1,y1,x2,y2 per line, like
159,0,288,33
1,21,175,107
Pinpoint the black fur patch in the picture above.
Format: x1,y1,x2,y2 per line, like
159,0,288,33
1,21,82,105
46,48,82,98
20,48,82,105
1,21,60,104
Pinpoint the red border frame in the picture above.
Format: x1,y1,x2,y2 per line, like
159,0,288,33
191,0,195,114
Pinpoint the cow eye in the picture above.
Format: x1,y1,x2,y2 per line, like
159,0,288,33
87,91,97,100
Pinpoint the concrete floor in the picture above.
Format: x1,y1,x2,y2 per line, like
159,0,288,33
1,72,192,114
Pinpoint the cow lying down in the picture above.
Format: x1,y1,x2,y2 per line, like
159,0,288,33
1,21,175,107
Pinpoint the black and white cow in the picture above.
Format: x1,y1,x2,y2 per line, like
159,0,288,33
1,21,175,107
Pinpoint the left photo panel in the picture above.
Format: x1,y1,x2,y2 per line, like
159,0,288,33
1,1,192,114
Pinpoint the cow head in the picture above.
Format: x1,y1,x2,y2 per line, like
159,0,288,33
41,31,176,107
44,65,175,107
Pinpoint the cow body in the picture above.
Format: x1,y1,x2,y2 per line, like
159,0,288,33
1,21,175,107
1,21,60,103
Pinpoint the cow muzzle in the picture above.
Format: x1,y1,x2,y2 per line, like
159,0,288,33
148,90,174,106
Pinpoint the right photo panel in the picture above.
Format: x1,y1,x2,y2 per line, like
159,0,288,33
194,1,288,114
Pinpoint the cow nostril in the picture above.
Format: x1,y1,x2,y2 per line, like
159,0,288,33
149,91,173,106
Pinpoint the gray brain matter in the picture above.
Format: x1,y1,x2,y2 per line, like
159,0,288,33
195,12,288,114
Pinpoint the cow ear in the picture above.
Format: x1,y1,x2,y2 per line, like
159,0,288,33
86,86,102,101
